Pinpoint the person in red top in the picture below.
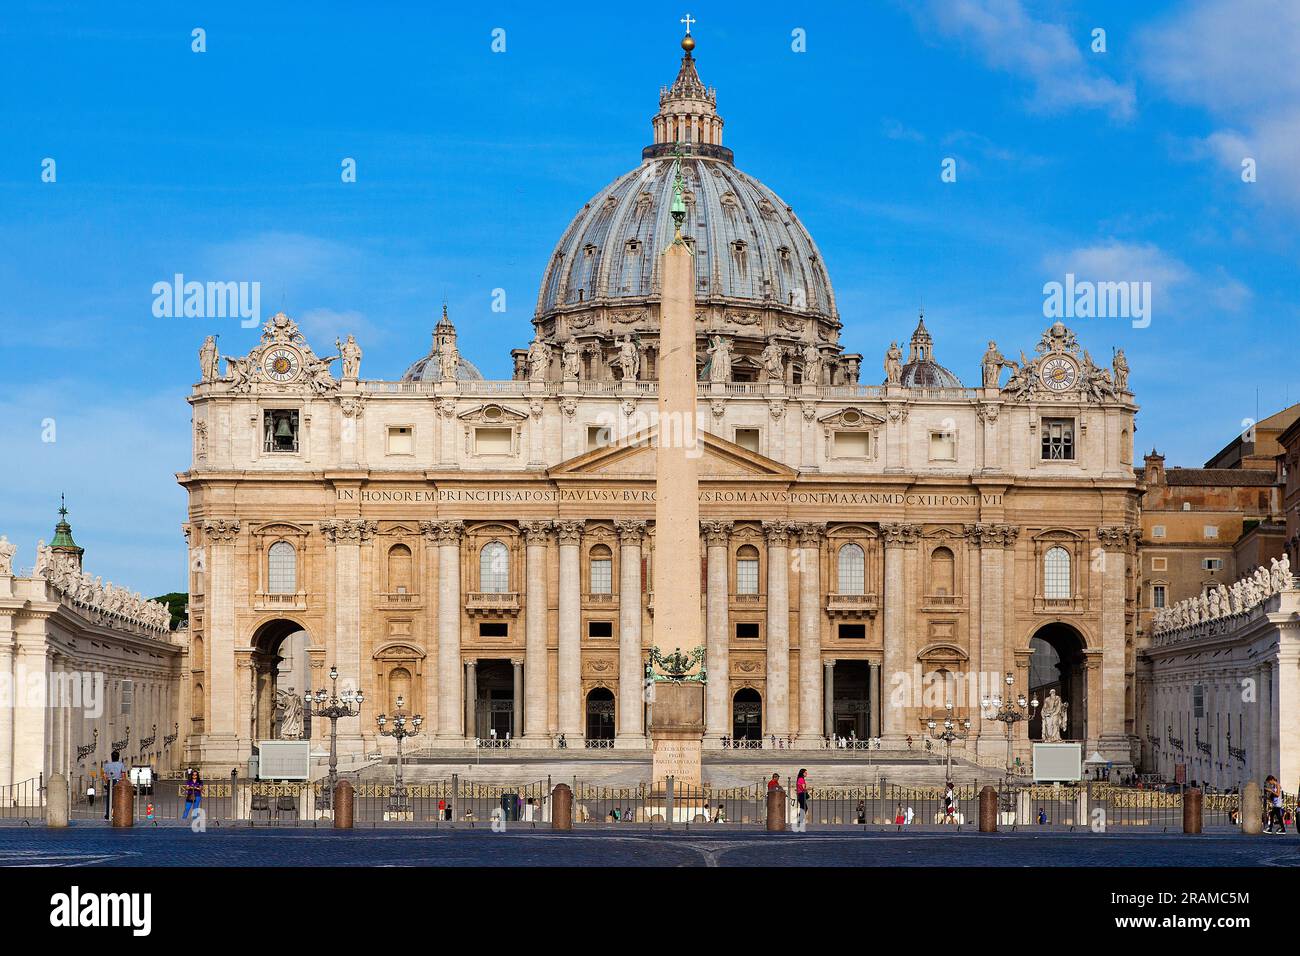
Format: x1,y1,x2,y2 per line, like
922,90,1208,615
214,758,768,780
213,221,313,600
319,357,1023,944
767,773,781,790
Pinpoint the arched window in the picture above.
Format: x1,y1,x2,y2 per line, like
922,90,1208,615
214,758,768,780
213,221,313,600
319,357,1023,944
589,544,613,594
1044,547,1071,599
837,543,865,595
480,541,509,593
736,544,760,595
388,544,412,594
267,541,296,593
930,546,955,596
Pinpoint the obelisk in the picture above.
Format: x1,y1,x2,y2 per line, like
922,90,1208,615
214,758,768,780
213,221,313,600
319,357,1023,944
649,149,706,788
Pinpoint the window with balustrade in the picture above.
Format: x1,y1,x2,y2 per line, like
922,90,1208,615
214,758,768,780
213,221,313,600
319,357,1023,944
480,541,510,593
267,541,296,593
837,543,865,595
387,544,412,594
929,546,955,597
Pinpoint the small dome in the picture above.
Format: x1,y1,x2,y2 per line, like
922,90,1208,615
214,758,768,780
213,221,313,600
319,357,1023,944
401,306,485,383
898,314,962,388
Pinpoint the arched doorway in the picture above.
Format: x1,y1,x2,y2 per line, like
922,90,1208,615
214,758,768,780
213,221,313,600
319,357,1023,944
732,688,762,740
249,619,312,743
1028,623,1087,742
585,688,615,740
831,661,871,739
474,660,516,739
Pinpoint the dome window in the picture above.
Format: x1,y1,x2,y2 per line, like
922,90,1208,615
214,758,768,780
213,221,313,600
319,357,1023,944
625,239,641,254
583,243,597,258
730,240,748,279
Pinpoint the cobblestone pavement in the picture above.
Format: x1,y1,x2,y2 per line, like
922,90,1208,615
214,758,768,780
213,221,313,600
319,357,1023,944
0,825,1296,867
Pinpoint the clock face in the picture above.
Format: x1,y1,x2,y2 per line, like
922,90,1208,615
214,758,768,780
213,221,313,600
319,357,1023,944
262,346,302,384
1039,356,1078,392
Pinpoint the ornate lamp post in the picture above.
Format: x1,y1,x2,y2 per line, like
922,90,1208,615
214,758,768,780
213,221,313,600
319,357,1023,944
304,665,363,809
981,671,1038,784
926,701,972,781
376,696,422,812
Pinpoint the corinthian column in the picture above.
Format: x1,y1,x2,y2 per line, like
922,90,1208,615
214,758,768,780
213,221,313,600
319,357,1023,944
880,522,920,741
1097,525,1134,756
556,520,585,743
422,520,464,741
966,522,1018,758
764,521,792,738
519,520,552,745
615,519,647,746
202,519,240,753
321,518,378,748
702,521,733,742
796,523,826,745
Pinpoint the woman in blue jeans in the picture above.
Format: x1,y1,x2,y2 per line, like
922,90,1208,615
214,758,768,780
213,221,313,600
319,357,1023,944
182,770,204,819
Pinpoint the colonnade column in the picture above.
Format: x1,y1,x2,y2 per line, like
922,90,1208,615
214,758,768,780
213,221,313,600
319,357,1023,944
796,523,826,745
321,518,376,750
703,521,732,743
519,520,552,745
424,519,464,741
822,659,835,740
868,661,881,738
614,520,647,746
763,522,792,738
201,519,240,756
511,659,524,743
464,660,477,740
556,520,585,743
1098,526,1135,756
880,523,919,742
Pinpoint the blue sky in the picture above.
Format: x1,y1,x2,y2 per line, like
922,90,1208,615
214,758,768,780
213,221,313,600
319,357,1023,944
2,0,1298,595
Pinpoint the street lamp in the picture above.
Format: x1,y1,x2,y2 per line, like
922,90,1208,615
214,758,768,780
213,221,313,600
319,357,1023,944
304,665,363,809
981,671,1038,785
376,695,423,812
926,701,972,781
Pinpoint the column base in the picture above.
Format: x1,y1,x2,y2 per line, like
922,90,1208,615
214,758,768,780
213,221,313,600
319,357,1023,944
795,735,828,749
614,735,649,750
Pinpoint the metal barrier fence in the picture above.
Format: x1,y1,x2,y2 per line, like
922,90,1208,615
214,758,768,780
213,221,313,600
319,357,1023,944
0,776,43,821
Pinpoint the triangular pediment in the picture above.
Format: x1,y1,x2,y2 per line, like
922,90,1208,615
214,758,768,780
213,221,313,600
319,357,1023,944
549,428,797,480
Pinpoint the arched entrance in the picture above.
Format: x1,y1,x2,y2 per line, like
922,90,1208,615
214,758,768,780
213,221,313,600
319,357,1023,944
831,661,871,739
585,688,615,740
474,659,516,739
249,619,312,743
732,688,762,740
1028,623,1087,742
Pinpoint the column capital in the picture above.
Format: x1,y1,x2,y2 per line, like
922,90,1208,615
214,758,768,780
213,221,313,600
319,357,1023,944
962,523,1018,548
201,518,241,543
701,520,734,546
1097,525,1139,551
518,519,553,545
320,518,379,543
556,519,586,545
796,522,827,547
879,522,922,547
762,520,794,546
822,657,836,669
614,519,648,544
420,519,465,544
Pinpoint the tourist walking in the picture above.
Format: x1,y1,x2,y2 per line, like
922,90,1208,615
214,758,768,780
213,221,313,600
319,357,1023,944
1264,775,1286,833
102,750,125,821
943,782,956,824
182,769,204,819
795,769,809,826
86,782,96,808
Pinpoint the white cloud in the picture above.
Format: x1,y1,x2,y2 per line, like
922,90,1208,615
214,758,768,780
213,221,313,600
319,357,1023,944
1142,0,1300,208
915,0,1135,119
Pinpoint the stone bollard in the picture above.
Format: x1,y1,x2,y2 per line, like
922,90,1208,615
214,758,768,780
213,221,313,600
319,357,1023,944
110,780,135,828
766,787,787,832
333,780,354,829
1241,782,1263,835
1182,787,1203,834
551,783,573,831
46,773,69,828
978,786,998,833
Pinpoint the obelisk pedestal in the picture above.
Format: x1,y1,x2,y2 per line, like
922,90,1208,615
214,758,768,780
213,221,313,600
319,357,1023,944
649,203,705,789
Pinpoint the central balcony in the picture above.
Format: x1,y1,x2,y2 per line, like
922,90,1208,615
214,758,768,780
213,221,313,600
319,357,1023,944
465,591,520,616
825,592,880,618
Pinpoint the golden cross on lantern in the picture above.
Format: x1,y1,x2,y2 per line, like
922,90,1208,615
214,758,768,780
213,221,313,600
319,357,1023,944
680,13,696,34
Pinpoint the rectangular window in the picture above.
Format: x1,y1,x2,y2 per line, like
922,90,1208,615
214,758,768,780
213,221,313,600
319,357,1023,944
929,431,957,461
1153,585,1167,609
1041,418,1075,460
1203,525,1219,539
263,409,300,453
735,622,760,640
1192,684,1204,719
832,431,870,458
587,425,611,451
837,623,866,640
1151,525,1166,539
479,622,508,638
735,558,760,594
733,428,760,453
120,679,134,715
474,427,513,455
587,620,613,639
1151,556,1167,571
387,425,414,455
589,558,613,594
1201,558,1223,571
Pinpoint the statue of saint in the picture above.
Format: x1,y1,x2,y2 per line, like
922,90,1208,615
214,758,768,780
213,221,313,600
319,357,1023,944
34,539,50,577
562,337,581,380
884,342,903,385
1113,348,1129,391
801,343,823,386
277,690,304,740
0,536,16,576
617,335,640,382
527,338,551,382
760,338,785,382
981,341,1008,388
1041,688,1065,742
438,339,460,381
336,334,362,381
707,335,733,383
199,335,220,383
